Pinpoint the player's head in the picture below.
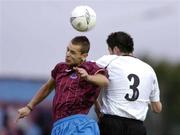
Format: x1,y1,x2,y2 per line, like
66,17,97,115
106,31,134,55
65,36,90,66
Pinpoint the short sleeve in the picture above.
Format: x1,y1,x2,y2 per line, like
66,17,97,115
80,61,108,77
51,64,59,79
51,63,66,79
96,55,109,68
96,55,118,69
150,71,160,102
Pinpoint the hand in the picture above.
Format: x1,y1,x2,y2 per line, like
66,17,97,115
73,67,89,80
16,106,32,122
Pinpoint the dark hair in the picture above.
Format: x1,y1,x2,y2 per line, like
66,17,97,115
71,36,90,54
106,32,134,53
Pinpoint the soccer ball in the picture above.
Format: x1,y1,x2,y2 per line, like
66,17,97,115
70,6,96,32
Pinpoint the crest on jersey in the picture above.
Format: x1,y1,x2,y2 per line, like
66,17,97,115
70,73,78,79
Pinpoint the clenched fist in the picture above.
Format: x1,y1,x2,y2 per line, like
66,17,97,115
16,105,32,122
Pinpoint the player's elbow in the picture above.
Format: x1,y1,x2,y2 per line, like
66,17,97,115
151,101,162,113
93,74,109,88
103,78,109,88
153,106,162,113
98,78,109,88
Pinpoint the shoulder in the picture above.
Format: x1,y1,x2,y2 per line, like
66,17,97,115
96,55,118,68
51,62,68,79
136,58,157,77
80,61,99,70
140,59,155,72
97,55,117,61
52,62,68,72
54,62,67,69
80,61,107,75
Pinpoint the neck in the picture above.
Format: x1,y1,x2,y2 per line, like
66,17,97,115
114,52,133,56
120,53,136,58
77,59,86,66
121,53,133,56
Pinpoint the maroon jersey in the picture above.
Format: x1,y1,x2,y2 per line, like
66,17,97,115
51,61,107,122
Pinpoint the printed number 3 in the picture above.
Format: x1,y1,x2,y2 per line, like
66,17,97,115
125,74,140,101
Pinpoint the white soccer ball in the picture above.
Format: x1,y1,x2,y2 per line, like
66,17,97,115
70,6,96,32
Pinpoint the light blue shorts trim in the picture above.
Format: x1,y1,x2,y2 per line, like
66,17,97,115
51,114,100,135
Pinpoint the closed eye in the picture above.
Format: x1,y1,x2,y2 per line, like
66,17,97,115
67,47,76,55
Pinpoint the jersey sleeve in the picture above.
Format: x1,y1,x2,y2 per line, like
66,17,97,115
96,55,119,69
96,55,109,68
51,64,59,79
51,63,65,79
149,71,160,102
80,61,108,77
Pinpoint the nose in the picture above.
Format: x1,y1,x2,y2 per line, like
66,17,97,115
66,51,70,56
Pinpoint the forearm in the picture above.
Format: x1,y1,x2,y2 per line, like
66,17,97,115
94,100,101,112
28,79,55,109
28,86,51,108
94,100,103,119
87,74,109,88
74,67,109,87
17,78,55,120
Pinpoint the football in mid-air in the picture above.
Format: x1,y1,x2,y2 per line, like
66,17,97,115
70,5,96,32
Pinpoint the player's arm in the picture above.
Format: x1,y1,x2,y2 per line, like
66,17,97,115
17,77,55,120
26,77,55,109
87,73,109,87
150,71,162,113
74,67,109,88
150,101,162,113
94,100,103,119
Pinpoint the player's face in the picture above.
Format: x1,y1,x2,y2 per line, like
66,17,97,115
65,43,87,66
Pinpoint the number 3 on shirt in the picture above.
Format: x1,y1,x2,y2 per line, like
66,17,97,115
125,74,140,101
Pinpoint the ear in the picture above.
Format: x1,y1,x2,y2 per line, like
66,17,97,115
113,46,121,55
82,53,88,61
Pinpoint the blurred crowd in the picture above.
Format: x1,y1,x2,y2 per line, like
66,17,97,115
0,101,52,135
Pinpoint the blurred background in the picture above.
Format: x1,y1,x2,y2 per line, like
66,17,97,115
0,0,180,135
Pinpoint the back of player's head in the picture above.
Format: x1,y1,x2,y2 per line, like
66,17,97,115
71,36,90,54
106,31,134,53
